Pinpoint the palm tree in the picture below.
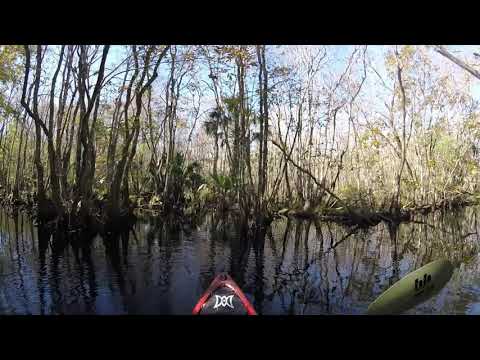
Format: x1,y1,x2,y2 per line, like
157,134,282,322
203,107,224,177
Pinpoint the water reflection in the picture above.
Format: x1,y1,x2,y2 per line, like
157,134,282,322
0,207,479,314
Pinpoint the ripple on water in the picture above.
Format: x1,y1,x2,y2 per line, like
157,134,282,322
0,209,480,314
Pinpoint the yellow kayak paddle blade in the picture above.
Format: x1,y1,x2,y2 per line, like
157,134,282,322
367,259,454,315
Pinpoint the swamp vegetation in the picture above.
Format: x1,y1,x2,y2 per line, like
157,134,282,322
1,45,480,314
0,45,479,238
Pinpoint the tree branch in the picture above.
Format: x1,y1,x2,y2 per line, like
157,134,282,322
270,138,352,213
434,45,480,80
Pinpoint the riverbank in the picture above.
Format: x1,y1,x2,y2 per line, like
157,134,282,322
0,190,478,234
276,192,479,228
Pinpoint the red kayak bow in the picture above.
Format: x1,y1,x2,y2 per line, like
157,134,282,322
193,273,257,315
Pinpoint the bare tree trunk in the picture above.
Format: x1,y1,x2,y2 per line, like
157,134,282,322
256,45,269,218
394,49,408,212
162,47,178,208
13,109,27,201
213,123,219,177
21,45,48,210
108,45,170,220
261,46,269,209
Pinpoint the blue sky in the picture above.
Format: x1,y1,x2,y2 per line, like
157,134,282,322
40,45,480,125
21,45,480,154
44,44,480,95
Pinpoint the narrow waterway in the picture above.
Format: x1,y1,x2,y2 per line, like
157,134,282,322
0,207,479,314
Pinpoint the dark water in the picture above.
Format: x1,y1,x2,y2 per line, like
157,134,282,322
1,207,480,315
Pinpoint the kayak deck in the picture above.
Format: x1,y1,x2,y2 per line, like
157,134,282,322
193,273,257,315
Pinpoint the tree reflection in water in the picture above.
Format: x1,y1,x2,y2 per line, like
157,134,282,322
0,207,479,314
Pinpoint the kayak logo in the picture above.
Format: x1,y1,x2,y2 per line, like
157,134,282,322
213,295,234,310
414,273,433,296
